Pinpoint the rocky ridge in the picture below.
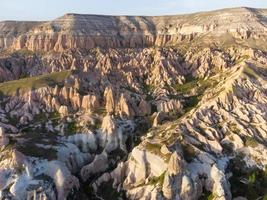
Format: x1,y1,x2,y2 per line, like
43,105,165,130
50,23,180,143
0,7,267,51
0,7,266,200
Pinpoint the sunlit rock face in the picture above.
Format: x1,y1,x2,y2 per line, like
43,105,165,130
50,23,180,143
0,7,267,52
0,7,267,200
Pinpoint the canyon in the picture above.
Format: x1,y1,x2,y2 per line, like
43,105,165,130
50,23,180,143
0,7,266,200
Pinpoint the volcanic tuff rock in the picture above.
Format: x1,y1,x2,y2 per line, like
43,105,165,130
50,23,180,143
0,6,267,200
0,7,267,52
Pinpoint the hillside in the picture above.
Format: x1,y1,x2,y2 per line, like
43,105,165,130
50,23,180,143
0,7,266,200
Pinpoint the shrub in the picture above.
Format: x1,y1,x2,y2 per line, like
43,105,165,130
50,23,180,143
245,137,258,148
182,144,196,162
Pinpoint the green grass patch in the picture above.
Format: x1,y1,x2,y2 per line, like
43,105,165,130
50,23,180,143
143,83,156,94
16,132,59,160
87,118,102,130
17,144,58,161
174,77,198,94
50,111,60,118
182,144,196,162
222,142,234,155
245,137,258,148
0,70,72,96
11,49,35,57
34,112,47,122
183,95,200,113
174,75,217,95
173,76,217,115
65,121,79,135
108,148,126,160
96,180,127,200
146,171,166,187
145,142,162,155
229,155,267,199
229,123,240,135
6,115,19,126
243,66,258,79
235,55,250,64
94,107,107,116
199,188,215,200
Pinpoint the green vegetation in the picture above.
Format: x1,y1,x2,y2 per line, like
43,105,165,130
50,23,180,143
65,121,79,135
174,75,198,94
16,141,58,161
108,148,126,161
174,74,217,95
199,189,215,200
183,95,200,113
20,111,61,133
14,164,25,174
181,144,196,162
174,80,198,93
228,123,240,135
145,142,162,155
243,66,258,79
122,85,139,94
146,171,166,187
0,70,72,96
94,107,107,116
67,184,95,200
143,82,156,101
143,83,155,94
174,31,267,53
6,114,19,126
235,55,250,64
172,75,218,115
49,111,61,121
34,112,47,122
87,118,102,130
150,103,158,113
11,49,35,57
15,131,59,160
0,146,13,162
198,79,218,94
221,142,234,155
229,155,267,200
245,137,258,148
96,180,127,200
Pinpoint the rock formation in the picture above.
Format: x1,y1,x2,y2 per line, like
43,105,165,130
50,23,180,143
0,8,267,52
0,6,266,200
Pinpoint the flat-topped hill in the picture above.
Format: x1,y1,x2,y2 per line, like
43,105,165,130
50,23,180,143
0,7,267,51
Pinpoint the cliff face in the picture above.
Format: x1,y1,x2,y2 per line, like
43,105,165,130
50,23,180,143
1,7,267,51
